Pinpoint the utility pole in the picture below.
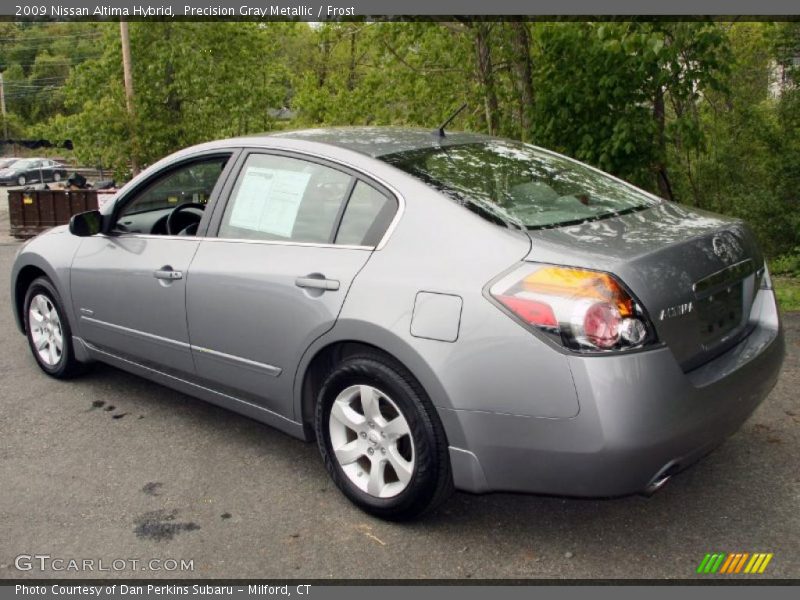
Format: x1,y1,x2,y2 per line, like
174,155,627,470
0,71,8,140
119,21,139,174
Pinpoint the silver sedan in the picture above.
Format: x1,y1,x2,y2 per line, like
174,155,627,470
10,128,785,519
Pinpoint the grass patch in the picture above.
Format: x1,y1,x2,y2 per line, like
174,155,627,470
774,276,800,312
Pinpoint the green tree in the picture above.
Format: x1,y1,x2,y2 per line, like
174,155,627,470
0,22,104,129
41,22,295,175
9,20,795,266
668,22,799,258
530,21,729,193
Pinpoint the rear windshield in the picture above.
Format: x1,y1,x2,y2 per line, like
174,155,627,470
380,140,658,229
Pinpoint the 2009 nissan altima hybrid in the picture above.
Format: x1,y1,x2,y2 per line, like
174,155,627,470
10,127,785,520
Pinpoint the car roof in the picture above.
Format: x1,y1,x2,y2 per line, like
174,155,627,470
262,126,493,158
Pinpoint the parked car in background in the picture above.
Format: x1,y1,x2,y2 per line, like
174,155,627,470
0,158,68,186
9,128,785,520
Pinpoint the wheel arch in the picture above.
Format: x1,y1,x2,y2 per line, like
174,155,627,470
294,320,457,443
13,263,50,333
11,230,83,336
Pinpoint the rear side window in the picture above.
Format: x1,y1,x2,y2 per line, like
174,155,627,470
219,154,352,244
335,181,396,247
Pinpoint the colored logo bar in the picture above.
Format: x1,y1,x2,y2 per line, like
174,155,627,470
696,553,773,574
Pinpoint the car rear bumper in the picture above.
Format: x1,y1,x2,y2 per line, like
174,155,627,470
441,287,785,496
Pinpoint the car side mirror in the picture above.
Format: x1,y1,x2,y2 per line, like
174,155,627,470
69,210,104,237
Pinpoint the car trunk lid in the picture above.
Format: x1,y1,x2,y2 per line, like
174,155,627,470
524,202,764,371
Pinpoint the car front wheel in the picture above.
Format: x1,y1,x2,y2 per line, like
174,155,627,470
53,172,61,182
17,175,26,186
315,353,453,520
24,277,83,378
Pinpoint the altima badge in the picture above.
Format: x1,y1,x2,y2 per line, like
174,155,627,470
659,302,693,321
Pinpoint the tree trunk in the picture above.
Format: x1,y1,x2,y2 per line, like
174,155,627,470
163,26,181,121
347,27,357,91
317,38,331,88
472,23,499,135
510,22,534,141
653,84,674,201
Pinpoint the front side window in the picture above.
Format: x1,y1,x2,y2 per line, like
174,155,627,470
110,156,229,236
121,158,228,217
219,154,352,244
380,140,658,229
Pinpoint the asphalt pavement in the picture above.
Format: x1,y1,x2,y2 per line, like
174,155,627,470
1,187,798,579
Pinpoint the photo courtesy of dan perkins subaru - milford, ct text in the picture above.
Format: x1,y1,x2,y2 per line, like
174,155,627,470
15,585,311,596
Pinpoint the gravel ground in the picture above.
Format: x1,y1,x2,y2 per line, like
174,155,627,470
1,190,798,580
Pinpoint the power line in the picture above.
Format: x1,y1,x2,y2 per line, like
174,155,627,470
4,77,68,83
0,39,103,51
0,32,104,42
2,77,67,82
0,41,103,53
0,34,103,43
0,58,102,68
3,84,66,90
3,90,65,97
4,77,67,83
1,87,66,95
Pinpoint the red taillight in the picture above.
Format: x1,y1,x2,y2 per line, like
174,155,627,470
496,295,558,328
583,302,622,349
489,263,654,352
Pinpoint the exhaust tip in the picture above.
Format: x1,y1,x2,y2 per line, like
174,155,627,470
642,474,671,496
641,462,679,497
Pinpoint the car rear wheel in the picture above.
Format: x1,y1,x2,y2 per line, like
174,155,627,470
24,277,83,378
53,172,61,182
17,175,26,186
315,353,453,520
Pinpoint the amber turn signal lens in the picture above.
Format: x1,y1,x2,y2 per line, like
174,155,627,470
489,263,654,352
522,266,634,317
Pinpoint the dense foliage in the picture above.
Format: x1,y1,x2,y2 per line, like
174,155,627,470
0,20,798,265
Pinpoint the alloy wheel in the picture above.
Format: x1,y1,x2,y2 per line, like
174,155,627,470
328,384,415,498
28,294,64,367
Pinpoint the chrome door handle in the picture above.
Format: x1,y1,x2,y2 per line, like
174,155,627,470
153,268,183,281
295,276,340,291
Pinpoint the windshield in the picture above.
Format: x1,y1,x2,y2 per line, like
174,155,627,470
11,159,37,169
380,140,658,229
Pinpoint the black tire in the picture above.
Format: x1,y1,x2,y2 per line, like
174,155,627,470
315,353,453,520
53,172,62,182
17,175,26,186
23,276,84,379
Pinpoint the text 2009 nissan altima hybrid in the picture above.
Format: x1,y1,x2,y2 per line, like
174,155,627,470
10,127,785,519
